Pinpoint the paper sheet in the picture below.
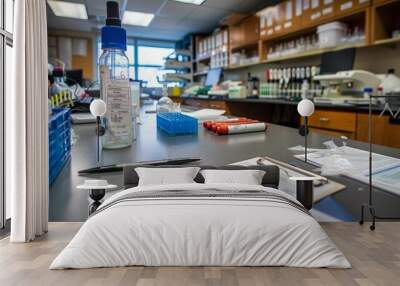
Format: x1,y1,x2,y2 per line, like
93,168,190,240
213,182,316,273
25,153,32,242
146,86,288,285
233,157,345,203
183,109,226,121
294,146,400,195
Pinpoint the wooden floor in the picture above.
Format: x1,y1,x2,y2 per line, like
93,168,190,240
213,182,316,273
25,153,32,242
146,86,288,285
1,222,399,286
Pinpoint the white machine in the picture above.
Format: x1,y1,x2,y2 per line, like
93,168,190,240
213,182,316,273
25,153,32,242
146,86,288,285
313,70,382,105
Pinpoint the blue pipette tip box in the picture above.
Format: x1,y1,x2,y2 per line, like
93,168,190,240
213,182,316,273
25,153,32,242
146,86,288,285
157,112,198,136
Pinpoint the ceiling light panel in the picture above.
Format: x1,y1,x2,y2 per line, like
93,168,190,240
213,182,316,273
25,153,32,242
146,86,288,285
122,11,155,27
47,1,88,20
172,0,206,5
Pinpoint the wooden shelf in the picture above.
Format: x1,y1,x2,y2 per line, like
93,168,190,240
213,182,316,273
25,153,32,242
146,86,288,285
225,42,367,71
230,40,259,51
372,37,400,47
193,70,209,76
226,61,260,70
195,55,211,62
265,42,367,63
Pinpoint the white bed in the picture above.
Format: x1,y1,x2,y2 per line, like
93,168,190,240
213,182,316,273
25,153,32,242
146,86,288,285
50,183,351,269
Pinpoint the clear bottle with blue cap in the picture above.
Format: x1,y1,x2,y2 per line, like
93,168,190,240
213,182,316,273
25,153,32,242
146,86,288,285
99,1,133,149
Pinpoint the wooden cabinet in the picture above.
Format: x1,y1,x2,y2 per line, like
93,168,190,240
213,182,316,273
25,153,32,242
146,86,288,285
356,113,400,148
301,0,336,27
334,0,370,16
371,0,400,43
303,109,400,148
242,16,260,45
306,110,357,139
229,16,259,49
229,24,242,49
373,0,396,6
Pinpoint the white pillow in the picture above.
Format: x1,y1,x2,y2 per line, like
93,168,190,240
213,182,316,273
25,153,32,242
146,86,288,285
135,167,201,186
200,169,266,185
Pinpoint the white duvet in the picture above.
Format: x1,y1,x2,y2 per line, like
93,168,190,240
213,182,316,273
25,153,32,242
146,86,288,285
50,183,351,269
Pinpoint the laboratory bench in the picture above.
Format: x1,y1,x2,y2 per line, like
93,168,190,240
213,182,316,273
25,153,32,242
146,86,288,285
171,95,400,149
49,103,400,223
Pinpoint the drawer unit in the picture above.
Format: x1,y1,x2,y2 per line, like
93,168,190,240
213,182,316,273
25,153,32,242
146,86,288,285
356,113,400,148
335,0,370,16
310,127,356,139
184,99,210,108
182,99,227,111
307,110,357,132
209,100,226,110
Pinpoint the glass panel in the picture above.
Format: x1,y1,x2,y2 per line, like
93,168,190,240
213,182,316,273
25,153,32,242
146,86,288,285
97,41,102,61
138,46,174,66
127,44,134,65
129,66,135,80
5,0,14,34
138,67,178,88
138,67,163,87
5,43,13,219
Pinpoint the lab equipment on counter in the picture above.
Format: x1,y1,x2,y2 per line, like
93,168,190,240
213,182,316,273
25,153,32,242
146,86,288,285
260,66,320,100
99,1,133,149
156,96,174,113
297,99,315,163
130,79,141,124
380,69,400,95
49,108,71,185
203,117,249,131
246,73,259,98
215,122,267,135
228,84,247,99
49,67,74,108
157,112,198,136
317,22,347,48
313,70,382,105
205,68,222,87
90,99,107,167
71,113,96,124
203,118,267,135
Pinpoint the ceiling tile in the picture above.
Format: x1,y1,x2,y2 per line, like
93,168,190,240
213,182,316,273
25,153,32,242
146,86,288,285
203,0,242,11
125,0,165,14
158,1,195,18
186,5,229,22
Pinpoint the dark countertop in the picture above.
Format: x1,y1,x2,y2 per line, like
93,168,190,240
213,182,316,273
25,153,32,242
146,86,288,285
178,95,385,113
49,104,400,222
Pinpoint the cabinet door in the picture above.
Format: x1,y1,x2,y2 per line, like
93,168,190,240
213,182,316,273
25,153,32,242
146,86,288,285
259,7,276,40
302,0,335,27
335,0,370,16
242,16,260,44
356,113,400,148
307,110,357,132
229,24,242,49
277,0,302,34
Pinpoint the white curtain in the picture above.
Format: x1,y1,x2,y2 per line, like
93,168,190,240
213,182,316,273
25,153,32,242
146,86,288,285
8,0,49,242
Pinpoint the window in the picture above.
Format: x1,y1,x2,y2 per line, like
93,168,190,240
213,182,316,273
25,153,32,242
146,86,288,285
138,46,173,66
137,45,174,88
1,0,14,229
97,39,175,88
